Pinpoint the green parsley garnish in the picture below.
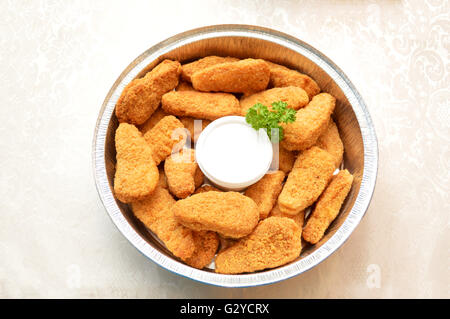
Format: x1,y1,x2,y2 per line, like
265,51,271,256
245,101,296,142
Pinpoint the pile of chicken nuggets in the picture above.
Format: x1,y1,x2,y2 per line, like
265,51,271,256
113,56,354,274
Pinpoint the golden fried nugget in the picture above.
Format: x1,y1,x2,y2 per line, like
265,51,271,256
240,86,309,116
173,192,259,238
115,60,181,125
315,119,344,168
193,185,222,194
180,117,211,142
269,204,305,229
303,170,354,244
244,171,285,219
191,59,270,94
184,231,220,269
266,61,320,99
143,115,187,165
164,148,204,199
157,167,168,189
215,217,302,274
273,146,296,174
181,56,239,82
138,108,168,135
175,81,195,91
162,91,240,120
113,123,159,203
131,186,195,261
278,147,335,215
281,93,336,151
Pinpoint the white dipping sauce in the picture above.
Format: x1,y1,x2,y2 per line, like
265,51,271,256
196,116,273,191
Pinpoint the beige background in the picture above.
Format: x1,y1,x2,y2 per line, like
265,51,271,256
0,0,448,298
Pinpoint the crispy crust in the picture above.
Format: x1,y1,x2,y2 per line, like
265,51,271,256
269,204,305,229
172,192,259,238
281,93,336,151
191,59,270,94
180,117,211,142
278,147,335,214
275,146,296,174
115,60,181,125
181,56,239,82
240,86,309,116
193,185,222,194
315,119,344,168
113,123,159,203
244,171,285,219
215,217,302,274
131,187,195,261
138,108,169,135
184,231,220,269
162,91,240,121
175,81,195,91
303,170,353,244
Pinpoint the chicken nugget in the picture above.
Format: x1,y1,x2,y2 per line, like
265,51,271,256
266,61,320,99
215,217,302,274
269,204,305,229
315,119,344,168
184,231,220,269
244,171,285,219
181,56,239,82
113,123,159,203
173,192,259,238
193,185,222,194
180,117,211,142
157,167,168,189
162,91,240,121
131,186,195,261
164,148,204,199
115,60,181,125
281,93,336,151
303,170,353,244
143,115,187,165
191,59,270,94
278,147,335,215
138,108,169,135
240,86,309,116
175,81,195,91
277,146,296,174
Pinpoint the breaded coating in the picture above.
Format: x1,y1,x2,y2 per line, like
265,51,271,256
181,56,239,82
215,217,302,274
157,167,168,189
138,108,168,135
193,185,222,194
162,91,240,121
184,231,220,269
173,192,259,238
240,86,309,116
164,148,204,199
115,60,181,125
143,115,187,165
266,61,320,99
113,123,159,203
303,170,354,244
269,204,305,229
175,81,195,91
281,93,336,151
244,171,285,219
180,117,211,142
278,147,335,215
315,119,344,168
131,186,195,261
273,146,296,174
191,59,270,94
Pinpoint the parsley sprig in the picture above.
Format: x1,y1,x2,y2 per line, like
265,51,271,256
245,101,296,142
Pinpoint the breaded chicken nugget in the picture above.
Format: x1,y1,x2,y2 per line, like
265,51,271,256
157,167,168,189
180,117,211,142
131,186,195,261
244,171,285,219
272,145,296,174
116,60,181,125
303,170,353,244
193,185,222,194
281,93,336,151
162,91,240,121
278,147,335,215
266,61,320,99
269,204,305,229
191,59,270,94
215,217,302,274
138,108,169,135
181,56,239,82
315,119,344,168
143,115,187,165
164,148,204,199
240,86,309,116
173,192,259,238
175,81,195,91
184,231,220,269
113,123,159,203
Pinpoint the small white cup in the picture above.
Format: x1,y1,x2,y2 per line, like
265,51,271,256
195,116,273,191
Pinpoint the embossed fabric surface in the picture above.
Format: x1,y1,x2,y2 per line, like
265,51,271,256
0,1,448,298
